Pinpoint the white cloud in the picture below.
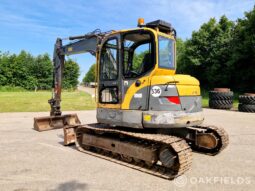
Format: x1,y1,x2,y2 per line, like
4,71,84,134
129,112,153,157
123,0,254,38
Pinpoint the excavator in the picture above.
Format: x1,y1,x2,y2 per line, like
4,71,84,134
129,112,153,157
34,19,229,179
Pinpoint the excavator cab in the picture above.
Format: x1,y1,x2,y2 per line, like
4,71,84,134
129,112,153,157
96,21,203,129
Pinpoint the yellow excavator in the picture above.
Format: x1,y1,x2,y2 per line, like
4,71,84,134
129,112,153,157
34,19,229,179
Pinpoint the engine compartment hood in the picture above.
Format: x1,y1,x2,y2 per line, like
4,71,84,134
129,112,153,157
151,74,200,86
173,75,200,86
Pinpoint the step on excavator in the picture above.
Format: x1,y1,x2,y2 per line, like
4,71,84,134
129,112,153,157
34,18,229,179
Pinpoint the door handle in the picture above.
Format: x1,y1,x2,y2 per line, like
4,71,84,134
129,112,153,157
135,80,141,87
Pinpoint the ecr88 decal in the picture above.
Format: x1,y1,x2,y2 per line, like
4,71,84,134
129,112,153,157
151,86,162,97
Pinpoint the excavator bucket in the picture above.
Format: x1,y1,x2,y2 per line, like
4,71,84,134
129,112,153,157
34,114,81,132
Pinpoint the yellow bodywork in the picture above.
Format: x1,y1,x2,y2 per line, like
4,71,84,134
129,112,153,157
120,74,200,109
96,27,200,109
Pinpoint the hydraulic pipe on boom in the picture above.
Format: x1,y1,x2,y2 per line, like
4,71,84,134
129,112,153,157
49,38,64,116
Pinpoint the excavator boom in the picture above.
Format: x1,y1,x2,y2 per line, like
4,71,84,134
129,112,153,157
34,31,107,131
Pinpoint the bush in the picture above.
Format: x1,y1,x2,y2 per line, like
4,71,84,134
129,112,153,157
0,51,80,90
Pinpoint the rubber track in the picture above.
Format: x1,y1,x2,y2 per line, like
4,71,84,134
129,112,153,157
75,124,192,180
191,124,229,155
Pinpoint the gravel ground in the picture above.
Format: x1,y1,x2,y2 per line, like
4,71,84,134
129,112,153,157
0,109,254,191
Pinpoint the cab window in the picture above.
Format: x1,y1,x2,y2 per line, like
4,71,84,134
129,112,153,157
123,32,154,78
99,38,119,104
100,38,118,80
158,36,175,69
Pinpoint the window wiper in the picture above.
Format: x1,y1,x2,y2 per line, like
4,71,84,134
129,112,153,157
164,80,179,91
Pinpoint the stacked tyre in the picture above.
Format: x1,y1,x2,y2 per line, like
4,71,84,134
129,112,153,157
209,88,233,110
238,93,255,113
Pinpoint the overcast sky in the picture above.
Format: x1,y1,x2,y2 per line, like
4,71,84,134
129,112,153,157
0,0,254,80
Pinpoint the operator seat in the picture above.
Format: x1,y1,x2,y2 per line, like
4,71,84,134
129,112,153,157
142,53,153,73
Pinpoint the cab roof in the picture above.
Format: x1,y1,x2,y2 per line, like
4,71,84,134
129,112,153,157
145,20,173,33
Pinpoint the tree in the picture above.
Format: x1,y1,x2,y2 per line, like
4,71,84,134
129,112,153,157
63,58,80,89
0,52,13,86
176,38,186,73
229,6,255,92
10,50,36,89
178,16,235,89
30,54,52,90
83,64,96,83
133,51,149,71
177,8,255,92
0,51,80,90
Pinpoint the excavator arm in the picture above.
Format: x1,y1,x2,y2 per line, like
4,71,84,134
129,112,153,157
49,34,101,116
34,31,107,133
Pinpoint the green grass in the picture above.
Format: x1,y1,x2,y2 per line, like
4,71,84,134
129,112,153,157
201,90,238,108
0,86,27,92
0,91,96,112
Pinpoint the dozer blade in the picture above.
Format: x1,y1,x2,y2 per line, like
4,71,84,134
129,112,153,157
63,125,79,146
34,114,81,132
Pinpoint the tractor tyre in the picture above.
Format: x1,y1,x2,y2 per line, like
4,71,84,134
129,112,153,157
209,91,233,100
238,104,255,113
209,100,233,109
238,95,255,105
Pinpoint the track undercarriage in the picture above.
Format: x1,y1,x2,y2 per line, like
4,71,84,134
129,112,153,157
66,123,229,179
158,125,229,155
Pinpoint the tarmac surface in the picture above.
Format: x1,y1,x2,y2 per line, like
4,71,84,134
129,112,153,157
78,86,95,97
0,109,255,191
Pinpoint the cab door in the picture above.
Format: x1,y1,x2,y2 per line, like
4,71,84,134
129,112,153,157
121,31,155,110
97,35,121,109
